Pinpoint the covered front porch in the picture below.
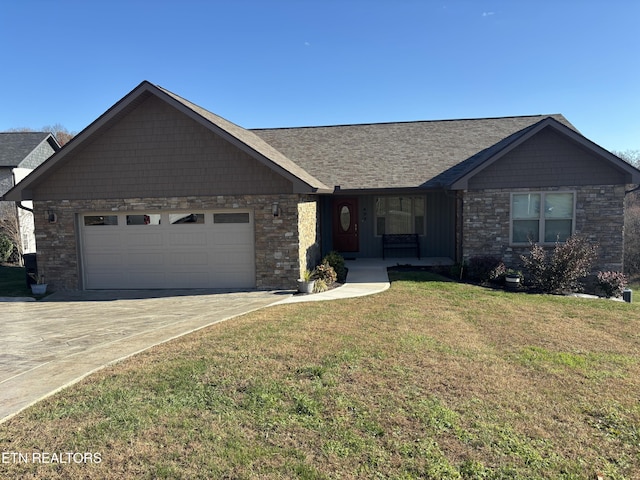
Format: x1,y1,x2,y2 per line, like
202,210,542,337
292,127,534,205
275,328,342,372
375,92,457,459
319,191,459,262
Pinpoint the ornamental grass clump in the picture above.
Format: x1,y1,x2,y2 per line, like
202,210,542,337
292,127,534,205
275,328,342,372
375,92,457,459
520,234,598,294
596,271,628,298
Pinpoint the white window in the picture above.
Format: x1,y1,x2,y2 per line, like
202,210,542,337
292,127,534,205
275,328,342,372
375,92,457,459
375,196,425,235
511,192,574,244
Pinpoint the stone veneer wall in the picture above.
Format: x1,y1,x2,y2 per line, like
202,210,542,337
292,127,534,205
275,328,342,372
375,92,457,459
462,185,626,272
297,200,320,275
33,194,316,291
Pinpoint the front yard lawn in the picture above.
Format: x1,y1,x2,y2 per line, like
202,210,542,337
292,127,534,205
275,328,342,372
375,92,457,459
1,271,639,479
0,265,32,297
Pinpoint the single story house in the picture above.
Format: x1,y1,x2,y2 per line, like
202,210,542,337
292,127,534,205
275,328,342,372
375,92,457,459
3,81,640,290
0,132,60,255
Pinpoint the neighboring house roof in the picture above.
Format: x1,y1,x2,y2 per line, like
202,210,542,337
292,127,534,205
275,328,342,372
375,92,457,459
0,132,60,168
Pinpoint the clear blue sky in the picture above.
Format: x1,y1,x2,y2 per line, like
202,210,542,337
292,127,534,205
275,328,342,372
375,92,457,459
1,0,639,152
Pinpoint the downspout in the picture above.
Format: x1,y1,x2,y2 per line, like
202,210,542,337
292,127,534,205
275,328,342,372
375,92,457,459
625,185,640,195
16,202,33,213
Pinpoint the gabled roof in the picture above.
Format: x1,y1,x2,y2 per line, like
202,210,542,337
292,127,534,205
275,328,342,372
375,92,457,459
154,85,330,193
255,115,640,190
4,81,331,200
0,132,60,168
253,115,576,191
5,81,638,202
446,117,640,189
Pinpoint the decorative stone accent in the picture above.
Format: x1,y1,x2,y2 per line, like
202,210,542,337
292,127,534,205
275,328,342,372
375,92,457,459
33,194,317,291
462,185,626,272
297,200,320,275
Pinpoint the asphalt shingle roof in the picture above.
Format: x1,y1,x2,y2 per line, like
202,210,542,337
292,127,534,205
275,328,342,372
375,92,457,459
253,114,575,190
156,85,331,192
0,132,54,167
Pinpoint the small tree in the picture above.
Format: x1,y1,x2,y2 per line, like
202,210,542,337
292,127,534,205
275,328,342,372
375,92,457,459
0,211,23,264
0,234,13,263
520,235,598,294
615,150,640,278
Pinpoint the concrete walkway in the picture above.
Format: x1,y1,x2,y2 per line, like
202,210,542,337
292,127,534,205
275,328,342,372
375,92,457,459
274,259,391,304
0,257,446,423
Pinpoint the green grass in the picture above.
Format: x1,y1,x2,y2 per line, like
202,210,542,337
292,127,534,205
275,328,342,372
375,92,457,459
0,265,33,296
1,271,640,479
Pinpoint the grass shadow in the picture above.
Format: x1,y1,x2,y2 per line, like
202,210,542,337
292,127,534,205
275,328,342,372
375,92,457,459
387,267,455,284
0,265,33,297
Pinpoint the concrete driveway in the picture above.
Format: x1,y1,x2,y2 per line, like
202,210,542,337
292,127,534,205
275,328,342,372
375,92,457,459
0,289,285,423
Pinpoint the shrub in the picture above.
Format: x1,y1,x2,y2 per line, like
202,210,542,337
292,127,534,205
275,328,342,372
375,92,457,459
312,261,337,285
596,271,628,298
520,235,598,294
322,251,347,283
313,278,329,293
0,234,13,263
466,255,506,282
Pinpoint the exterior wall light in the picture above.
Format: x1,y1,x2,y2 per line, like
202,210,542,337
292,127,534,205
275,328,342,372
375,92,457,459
272,202,280,217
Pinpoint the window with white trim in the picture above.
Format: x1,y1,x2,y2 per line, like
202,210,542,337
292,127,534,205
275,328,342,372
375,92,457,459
375,196,425,235
511,192,575,244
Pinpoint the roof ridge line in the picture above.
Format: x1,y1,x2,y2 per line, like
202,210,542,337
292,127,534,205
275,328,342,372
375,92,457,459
250,114,564,131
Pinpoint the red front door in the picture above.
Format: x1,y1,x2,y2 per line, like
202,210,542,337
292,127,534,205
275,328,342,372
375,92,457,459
332,198,359,252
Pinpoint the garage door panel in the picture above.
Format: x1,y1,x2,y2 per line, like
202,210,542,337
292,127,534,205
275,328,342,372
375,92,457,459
167,231,208,246
215,251,252,264
86,273,126,289
168,272,211,288
125,251,167,268
169,251,208,266
215,270,254,288
84,252,124,268
126,231,164,247
126,271,167,288
81,210,255,289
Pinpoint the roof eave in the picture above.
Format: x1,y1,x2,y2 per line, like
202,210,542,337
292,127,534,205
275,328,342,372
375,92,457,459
449,117,640,189
7,81,330,198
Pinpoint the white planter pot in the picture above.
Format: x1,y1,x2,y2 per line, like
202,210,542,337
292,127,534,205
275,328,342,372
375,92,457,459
505,276,521,290
30,283,47,295
297,279,315,294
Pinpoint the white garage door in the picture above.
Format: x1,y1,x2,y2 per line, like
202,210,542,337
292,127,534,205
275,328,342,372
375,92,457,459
80,210,255,289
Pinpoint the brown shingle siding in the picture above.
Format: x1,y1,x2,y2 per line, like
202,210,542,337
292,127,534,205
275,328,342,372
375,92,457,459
468,128,626,189
33,96,293,200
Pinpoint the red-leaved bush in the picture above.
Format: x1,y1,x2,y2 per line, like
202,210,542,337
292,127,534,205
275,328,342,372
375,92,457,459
596,271,628,298
520,235,598,294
